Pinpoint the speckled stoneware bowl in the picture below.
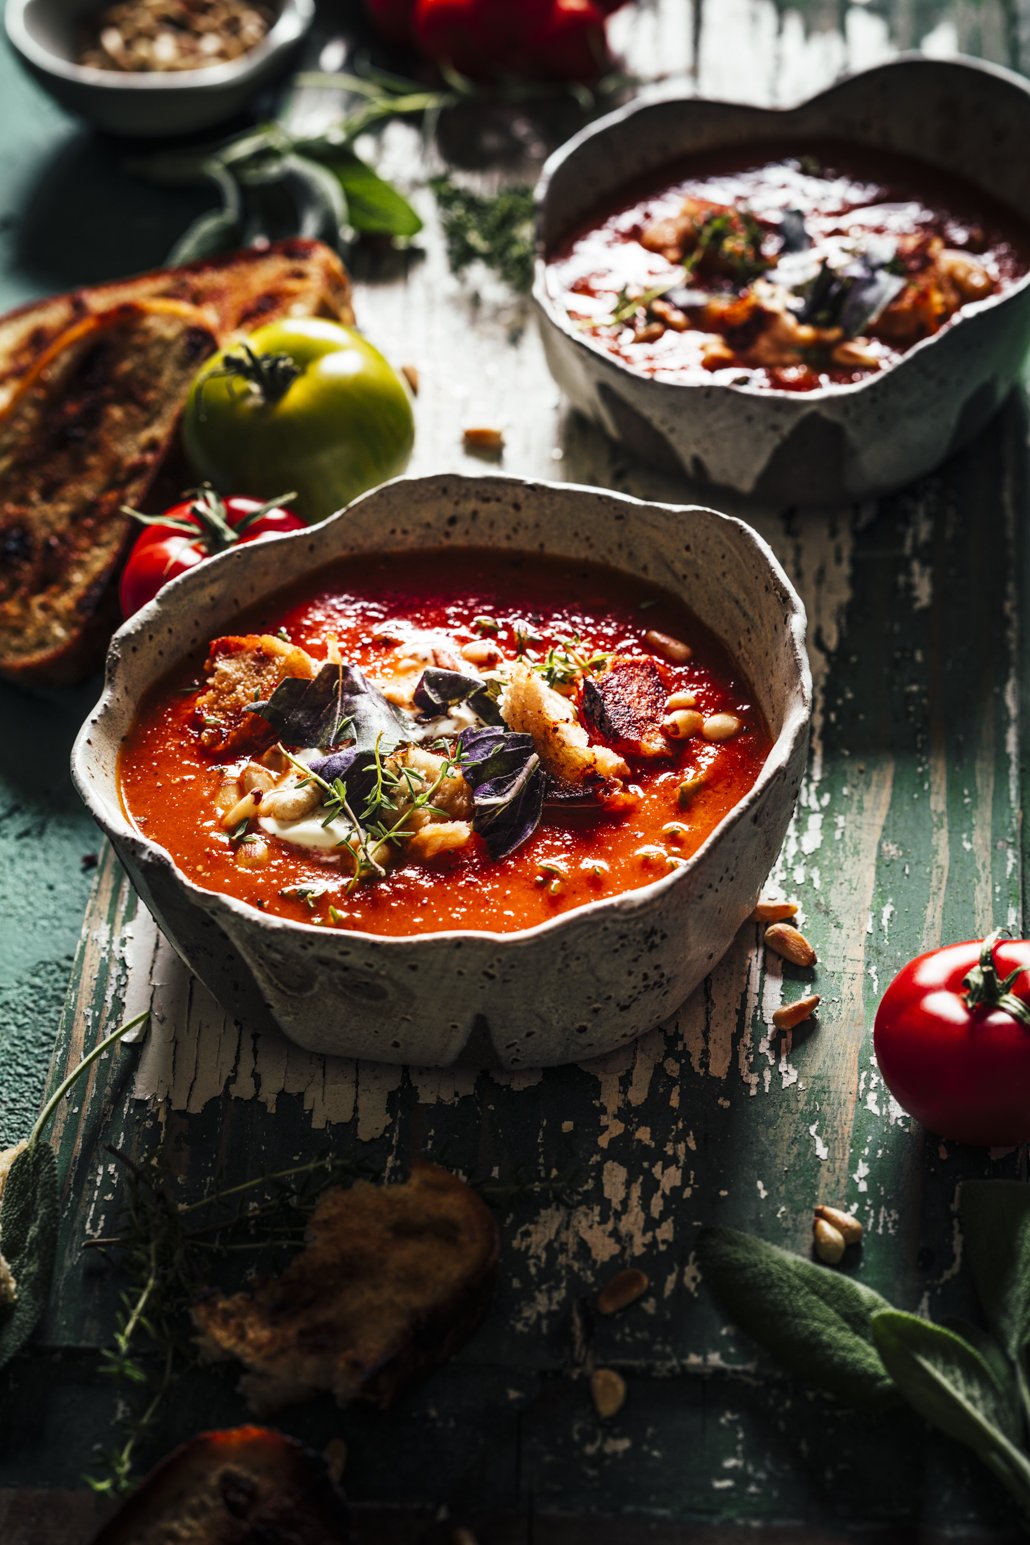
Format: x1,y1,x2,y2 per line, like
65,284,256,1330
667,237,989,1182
534,55,1030,504
71,474,811,1070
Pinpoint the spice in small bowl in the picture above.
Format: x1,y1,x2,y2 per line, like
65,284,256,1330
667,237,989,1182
77,0,278,73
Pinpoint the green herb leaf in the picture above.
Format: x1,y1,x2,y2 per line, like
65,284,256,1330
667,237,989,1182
429,176,535,295
696,1226,896,1407
959,1181,1030,1366
313,147,422,238
0,1144,57,1372
871,1310,1030,1519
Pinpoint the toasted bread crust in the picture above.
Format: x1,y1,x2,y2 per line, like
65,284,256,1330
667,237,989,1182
0,241,353,687
192,1163,499,1415
196,634,316,756
90,1426,349,1544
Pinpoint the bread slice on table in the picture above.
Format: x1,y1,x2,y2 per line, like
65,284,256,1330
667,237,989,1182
90,1426,349,1544
0,239,353,688
0,237,353,416
192,1163,500,1415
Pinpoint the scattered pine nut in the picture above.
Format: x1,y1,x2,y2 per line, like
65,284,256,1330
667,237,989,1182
665,690,697,711
662,708,703,740
463,426,505,453
813,1216,845,1265
815,1205,863,1245
597,1267,650,1316
235,836,269,869
400,362,420,394
751,898,799,923
702,712,741,742
590,1367,627,1419
764,922,817,968
772,993,820,1031
644,628,692,663
240,761,276,794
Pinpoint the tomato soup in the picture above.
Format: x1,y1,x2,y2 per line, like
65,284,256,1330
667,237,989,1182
119,550,771,936
548,141,1029,392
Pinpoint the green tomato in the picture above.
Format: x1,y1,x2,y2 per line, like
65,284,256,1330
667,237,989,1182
182,318,415,525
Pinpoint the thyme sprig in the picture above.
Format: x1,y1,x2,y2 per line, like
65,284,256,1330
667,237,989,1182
536,635,612,689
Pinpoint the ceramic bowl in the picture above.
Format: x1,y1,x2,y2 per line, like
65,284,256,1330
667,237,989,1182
534,55,1030,504
5,0,312,137
71,474,811,1070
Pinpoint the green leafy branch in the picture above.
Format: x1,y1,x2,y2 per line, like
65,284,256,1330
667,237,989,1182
698,1183,1030,1524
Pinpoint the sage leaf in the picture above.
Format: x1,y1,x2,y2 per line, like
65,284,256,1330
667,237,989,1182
959,1181,1030,1367
0,1144,57,1372
696,1226,896,1407
872,1310,1030,1519
314,148,423,238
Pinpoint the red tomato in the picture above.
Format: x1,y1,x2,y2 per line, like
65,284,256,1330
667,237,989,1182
412,0,609,81
523,0,610,81
873,931,1030,1146
119,487,304,618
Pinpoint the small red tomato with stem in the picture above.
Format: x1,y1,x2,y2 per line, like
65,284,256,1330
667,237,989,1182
119,486,304,618
523,0,610,82
873,929,1030,1146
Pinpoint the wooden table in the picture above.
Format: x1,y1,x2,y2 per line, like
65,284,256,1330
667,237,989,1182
2,1,1030,1539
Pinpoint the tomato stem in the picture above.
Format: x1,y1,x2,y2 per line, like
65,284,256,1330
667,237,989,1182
208,343,301,406
962,928,1030,1029
123,486,297,556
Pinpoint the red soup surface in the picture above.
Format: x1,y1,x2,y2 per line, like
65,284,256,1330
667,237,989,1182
547,140,1030,392
119,549,772,936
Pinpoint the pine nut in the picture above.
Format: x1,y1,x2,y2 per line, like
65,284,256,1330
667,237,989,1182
645,629,692,663
772,993,820,1030
751,898,799,923
240,761,276,794
463,426,505,452
221,791,261,830
665,690,697,711
590,1367,627,1419
702,712,741,742
662,709,703,740
461,639,502,667
597,1267,650,1316
400,362,420,394
764,923,817,967
813,1216,845,1265
214,776,241,815
815,1205,863,1245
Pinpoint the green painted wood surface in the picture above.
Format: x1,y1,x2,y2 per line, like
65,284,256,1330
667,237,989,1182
3,1,1030,1539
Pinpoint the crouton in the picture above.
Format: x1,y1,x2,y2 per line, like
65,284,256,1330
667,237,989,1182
196,634,315,757
192,1164,499,1413
501,660,628,784
581,656,672,759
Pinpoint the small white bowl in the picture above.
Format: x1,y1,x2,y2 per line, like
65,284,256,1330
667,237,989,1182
5,0,313,137
71,474,811,1070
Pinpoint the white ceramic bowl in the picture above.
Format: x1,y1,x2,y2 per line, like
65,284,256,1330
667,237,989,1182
71,474,811,1069
534,55,1030,504
5,0,312,136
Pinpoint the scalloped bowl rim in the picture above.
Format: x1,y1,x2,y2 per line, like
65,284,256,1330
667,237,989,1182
71,474,812,953
532,53,1030,406
4,0,312,89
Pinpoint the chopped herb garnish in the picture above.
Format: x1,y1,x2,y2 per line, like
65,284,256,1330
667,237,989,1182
536,636,612,689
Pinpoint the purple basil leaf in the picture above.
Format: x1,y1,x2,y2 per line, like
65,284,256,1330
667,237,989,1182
414,668,504,725
458,725,545,860
778,208,810,253
246,662,410,752
838,268,906,336
308,747,359,784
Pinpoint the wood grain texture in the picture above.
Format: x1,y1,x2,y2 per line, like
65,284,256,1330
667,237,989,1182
2,0,1030,1536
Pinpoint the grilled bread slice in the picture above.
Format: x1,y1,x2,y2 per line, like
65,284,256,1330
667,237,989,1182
90,1427,349,1544
0,238,353,417
0,299,220,685
193,1164,499,1415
